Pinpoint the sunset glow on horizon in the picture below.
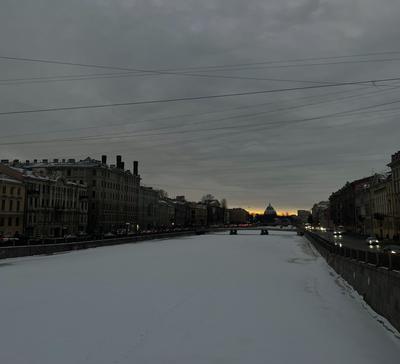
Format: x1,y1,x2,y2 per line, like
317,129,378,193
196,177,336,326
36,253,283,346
247,208,299,216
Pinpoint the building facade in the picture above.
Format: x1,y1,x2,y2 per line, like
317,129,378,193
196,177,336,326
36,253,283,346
297,210,311,224
229,208,250,224
205,200,226,226
29,155,140,234
138,186,159,230
354,178,374,236
0,175,25,238
188,202,207,227
0,164,87,238
388,151,400,240
330,177,374,233
158,198,175,229
173,196,191,228
370,174,392,239
311,201,330,227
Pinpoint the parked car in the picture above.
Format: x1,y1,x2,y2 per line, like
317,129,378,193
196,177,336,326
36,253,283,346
333,225,345,235
103,232,116,239
0,236,19,245
382,245,400,254
116,229,127,236
366,236,380,246
333,232,343,239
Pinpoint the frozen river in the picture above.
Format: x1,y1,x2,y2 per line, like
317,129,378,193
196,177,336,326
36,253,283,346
0,231,399,363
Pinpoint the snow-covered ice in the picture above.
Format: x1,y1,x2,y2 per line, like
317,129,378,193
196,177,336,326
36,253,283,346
0,231,399,363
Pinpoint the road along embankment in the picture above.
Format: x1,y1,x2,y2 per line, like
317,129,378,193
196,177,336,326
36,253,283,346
306,232,400,332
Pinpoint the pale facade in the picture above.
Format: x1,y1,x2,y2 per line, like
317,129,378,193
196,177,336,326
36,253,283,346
370,175,392,239
30,156,140,234
0,175,25,237
0,164,88,238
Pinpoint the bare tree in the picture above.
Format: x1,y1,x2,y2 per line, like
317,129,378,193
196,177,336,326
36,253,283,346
158,189,168,199
201,194,215,203
220,198,227,209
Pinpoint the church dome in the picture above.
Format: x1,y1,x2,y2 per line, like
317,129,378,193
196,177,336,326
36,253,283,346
264,203,277,216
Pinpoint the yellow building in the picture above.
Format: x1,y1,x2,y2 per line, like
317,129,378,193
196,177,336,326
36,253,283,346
0,175,25,238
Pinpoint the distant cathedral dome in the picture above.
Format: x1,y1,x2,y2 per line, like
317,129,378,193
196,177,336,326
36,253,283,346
264,203,277,216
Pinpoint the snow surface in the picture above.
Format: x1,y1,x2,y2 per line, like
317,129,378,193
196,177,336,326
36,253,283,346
0,231,399,364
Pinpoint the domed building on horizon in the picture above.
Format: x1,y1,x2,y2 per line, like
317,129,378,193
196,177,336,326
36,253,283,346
263,203,278,224
264,203,277,216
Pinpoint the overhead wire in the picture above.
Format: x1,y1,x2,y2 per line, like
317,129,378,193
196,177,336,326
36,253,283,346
1,76,400,116
2,96,400,146
1,82,400,143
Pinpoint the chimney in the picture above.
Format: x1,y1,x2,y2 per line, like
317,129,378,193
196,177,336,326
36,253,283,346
25,160,30,164
101,155,107,165
116,155,122,169
53,158,59,163
121,162,125,170
133,161,138,175
33,159,38,164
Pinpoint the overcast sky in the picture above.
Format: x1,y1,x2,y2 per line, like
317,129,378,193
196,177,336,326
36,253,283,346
1,0,400,213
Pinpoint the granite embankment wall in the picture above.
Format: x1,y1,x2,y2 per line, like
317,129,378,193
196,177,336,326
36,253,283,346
306,232,400,332
0,230,207,260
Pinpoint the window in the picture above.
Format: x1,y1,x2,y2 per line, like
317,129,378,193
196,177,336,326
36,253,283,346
1,200,5,211
92,180,96,187
17,201,20,211
67,169,71,177
8,217,12,226
0,217,4,226
2,186,5,194
15,217,19,226
9,200,13,211
17,188,21,195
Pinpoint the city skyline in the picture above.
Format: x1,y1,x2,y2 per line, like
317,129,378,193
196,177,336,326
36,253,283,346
1,0,400,211
1,2,400,362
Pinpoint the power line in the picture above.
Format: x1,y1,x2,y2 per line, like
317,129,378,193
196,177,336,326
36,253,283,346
1,83,391,140
1,76,400,116
152,51,400,71
2,97,399,146
37,89,400,142
0,71,345,87
2,52,400,86
2,50,400,73
185,57,400,72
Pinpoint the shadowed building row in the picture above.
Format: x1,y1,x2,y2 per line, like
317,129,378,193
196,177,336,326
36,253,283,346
0,155,250,239
329,151,400,240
